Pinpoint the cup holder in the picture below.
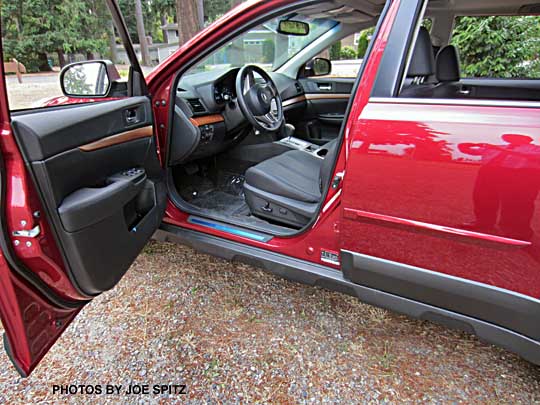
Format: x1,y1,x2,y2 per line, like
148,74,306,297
316,148,328,157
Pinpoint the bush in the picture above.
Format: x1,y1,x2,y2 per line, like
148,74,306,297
340,46,357,60
329,41,341,60
262,39,275,64
452,16,540,78
356,31,369,58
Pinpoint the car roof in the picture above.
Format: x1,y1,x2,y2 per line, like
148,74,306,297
427,0,540,15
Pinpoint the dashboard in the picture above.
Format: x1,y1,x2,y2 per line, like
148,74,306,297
169,68,306,166
213,70,237,105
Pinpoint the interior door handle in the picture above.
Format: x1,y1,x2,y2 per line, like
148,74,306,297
318,84,332,91
125,108,139,125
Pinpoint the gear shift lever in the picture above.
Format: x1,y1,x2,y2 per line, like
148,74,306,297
282,123,295,140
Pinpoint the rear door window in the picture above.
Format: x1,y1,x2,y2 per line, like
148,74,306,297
451,16,540,79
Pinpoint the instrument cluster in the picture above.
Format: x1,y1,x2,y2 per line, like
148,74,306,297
213,73,237,104
214,85,235,104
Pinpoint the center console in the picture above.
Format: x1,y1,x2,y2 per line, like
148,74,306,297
275,136,329,158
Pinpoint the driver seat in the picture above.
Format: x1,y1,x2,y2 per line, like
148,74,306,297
243,139,338,227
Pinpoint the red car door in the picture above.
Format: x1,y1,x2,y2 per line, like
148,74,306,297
339,0,540,364
0,1,166,376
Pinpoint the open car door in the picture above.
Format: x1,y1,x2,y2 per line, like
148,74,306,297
0,1,166,376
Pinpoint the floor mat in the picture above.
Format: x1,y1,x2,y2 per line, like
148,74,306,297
186,173,249,218
174,166,295,233
190,190,247,217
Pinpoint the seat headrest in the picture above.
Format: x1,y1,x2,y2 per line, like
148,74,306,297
436,45,461,82
407,27,435,78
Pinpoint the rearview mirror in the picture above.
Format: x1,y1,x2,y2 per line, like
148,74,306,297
277,20,310,36
60,60,118,97
304,58,332,77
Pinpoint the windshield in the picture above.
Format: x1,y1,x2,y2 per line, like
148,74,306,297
185,15,338,76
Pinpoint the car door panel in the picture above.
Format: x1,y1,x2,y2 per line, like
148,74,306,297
290,78,354,144
0,0,166,376
340,100,540,344
11,98,165,296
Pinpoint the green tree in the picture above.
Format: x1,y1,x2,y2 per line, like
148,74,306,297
329,41,341,60
1,0,110,72
153,0,176,42
452,16,540,78
356,30,369,58
204,0,233,22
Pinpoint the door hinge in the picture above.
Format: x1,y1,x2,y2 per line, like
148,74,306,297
12,225,41,238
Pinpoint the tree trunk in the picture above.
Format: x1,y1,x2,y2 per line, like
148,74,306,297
135,0,151,66
228,0,245,67
196,0,204,29
37,53,52,72
109,20,118,64
160,15,169,44
176,0,200,46
57,50,66,68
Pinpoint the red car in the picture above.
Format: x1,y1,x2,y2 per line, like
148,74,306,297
1,0,539,376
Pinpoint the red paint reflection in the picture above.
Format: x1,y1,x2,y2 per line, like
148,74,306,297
460,134,540,241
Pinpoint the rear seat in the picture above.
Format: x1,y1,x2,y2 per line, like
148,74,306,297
432,45,466,97
400,27,437,98
401,32,465,99
402,31,540,101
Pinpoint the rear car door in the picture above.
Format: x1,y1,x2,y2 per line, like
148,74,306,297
0,1,166,375
339,0,540,365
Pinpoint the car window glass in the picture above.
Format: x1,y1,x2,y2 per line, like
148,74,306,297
450,16,540,79
1,0,132,110
184,16,338,77
314,27,374,78
397,10,540,102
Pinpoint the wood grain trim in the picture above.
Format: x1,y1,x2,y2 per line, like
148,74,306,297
305,93,351,101
282,95,306,107
282,93,351,107
189,114,224,126
79,125,153,152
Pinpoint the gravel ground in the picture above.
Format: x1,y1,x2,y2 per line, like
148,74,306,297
0,240,539,404
5,73,63,110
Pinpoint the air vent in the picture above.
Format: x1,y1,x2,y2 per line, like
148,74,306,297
186,98,206,113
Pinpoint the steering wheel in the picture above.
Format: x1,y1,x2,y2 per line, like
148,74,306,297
235,65,284,132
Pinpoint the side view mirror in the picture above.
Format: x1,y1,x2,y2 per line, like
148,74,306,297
60,60,120,98
303,58,332,77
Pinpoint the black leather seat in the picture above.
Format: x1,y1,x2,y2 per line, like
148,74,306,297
400,27,437,98
432,44,466,98
243,139,338,227
436,45,460,84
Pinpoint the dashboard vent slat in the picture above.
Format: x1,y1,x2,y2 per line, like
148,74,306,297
186,98,206,113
